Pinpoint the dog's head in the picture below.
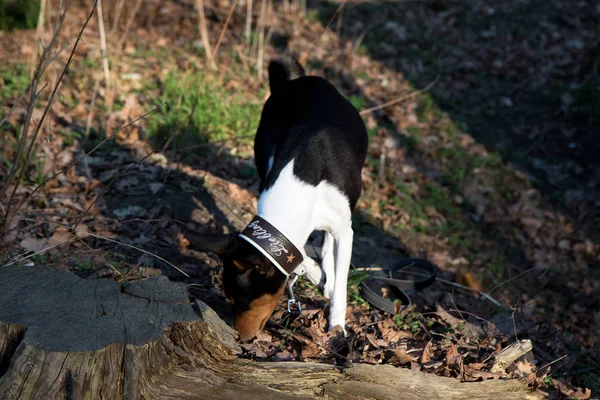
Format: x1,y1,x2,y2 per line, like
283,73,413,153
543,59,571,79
193,233,287,341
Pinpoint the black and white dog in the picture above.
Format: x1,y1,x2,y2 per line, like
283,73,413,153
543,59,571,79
196,57,368,341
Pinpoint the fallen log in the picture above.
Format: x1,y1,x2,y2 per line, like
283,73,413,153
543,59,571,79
0,264,540,399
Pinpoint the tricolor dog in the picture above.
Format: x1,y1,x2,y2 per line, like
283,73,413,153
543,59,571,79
196,56,368,341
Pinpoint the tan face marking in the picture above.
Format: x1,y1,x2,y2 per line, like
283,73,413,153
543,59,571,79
234,287,285,341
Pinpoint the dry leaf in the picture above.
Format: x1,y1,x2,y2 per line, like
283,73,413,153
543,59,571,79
421,340,433,363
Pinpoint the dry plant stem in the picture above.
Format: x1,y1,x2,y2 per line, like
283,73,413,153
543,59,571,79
96,0,111,92
8,136,111,227
245,0,253,45
436,276,506,309
323,0,347,31
0,83,32,129
256,0,268,79
71,144,160,232
84,78,101,137
9,102,165,235
2,1,98,233
0,0,73,232
196,0,217,69
1,237,74,268
212,2,237,58
109,0,126,37
85,232,191,278
31,0,48,76
336,2,345,36
359,76,440,116
116,0,143,52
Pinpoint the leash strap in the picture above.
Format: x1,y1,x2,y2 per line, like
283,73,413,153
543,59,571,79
239,215,304,276
360,258,437,314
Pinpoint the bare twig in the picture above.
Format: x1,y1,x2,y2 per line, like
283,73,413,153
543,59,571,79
1,0,86,236
115,0,143,51
96,0,111,92
436,276,507,309
323,0,348,32
8,102,166,234
359,76,439,116
245,0,253,46
489,265,541,293
31,0,48,75
1,237,75,268
255,0,268,79
109,0,126,37
212,2,237,58
71,103,167,232
195,0,217,69
84,77,101,137
84,232,191,278
0,83,32,129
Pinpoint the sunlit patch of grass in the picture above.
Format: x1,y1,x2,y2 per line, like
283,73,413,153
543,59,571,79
145,68,262,152
0,63,29,100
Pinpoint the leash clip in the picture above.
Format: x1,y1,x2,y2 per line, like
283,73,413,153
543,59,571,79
286,273,302,313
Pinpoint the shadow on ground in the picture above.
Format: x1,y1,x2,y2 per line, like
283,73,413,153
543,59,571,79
314,0,599,240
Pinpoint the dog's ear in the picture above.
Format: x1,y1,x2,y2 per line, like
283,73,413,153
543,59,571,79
187,232,239,257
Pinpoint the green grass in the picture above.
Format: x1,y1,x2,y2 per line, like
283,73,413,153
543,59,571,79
74,260,92,272
0,0,40,30
0,63,29,100
145,68,262,151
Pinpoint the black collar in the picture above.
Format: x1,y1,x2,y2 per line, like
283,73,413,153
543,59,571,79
238,215,304,276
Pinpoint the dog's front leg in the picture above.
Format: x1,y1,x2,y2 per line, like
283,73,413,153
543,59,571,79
328,227,353,333
321,231,336,299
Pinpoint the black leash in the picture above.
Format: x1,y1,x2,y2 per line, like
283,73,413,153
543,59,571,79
360,258,437,314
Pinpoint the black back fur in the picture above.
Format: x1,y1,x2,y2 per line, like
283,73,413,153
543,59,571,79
255,57,368,209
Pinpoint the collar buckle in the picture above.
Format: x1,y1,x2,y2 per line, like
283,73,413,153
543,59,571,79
286,273,302,313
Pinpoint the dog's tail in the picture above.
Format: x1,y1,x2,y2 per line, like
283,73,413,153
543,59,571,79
268,56,305,93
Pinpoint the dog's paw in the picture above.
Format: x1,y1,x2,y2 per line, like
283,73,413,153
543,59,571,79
327,321,348,337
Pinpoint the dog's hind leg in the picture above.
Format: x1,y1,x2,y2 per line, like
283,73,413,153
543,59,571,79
329,227,353,332
321,231,336,299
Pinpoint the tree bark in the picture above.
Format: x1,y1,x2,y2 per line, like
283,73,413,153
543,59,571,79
0,265,540,399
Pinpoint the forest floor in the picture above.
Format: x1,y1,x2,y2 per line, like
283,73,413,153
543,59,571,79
0,0,598,398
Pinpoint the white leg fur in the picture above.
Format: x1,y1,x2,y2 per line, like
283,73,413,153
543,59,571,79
321,232,335,299
328,227,353,332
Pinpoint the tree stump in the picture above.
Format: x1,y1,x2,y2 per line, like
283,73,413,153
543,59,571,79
0,265,540,399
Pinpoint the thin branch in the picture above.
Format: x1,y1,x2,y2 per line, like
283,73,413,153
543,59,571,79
8,102,166,231
1,237,75,268
245,0,253,46
195,0,217,69
436,276,507,309
255,0,268,79
0,83,32,129
96,0,111,92
212,2,237,58
359,76,439,116
1,0,78,234
84,232,191,278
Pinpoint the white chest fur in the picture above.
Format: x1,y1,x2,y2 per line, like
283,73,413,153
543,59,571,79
257,159,352,247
